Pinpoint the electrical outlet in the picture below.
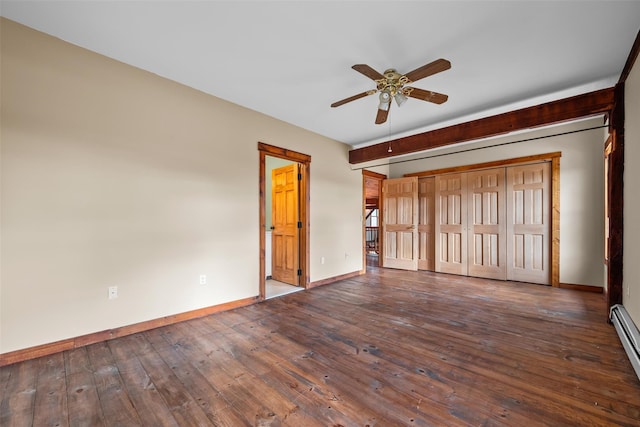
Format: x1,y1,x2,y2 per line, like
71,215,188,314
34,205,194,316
199,274,207,285
108,286,118,299
321,257,325,265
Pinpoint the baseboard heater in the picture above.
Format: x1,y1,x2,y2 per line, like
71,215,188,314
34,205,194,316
610,304,640,380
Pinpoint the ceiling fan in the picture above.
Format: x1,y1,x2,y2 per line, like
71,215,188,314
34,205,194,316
331,58,451,124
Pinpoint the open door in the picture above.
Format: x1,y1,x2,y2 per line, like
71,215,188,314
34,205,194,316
272,163,299,286
258,142,310,301
363,170,386,270
382,177,418,270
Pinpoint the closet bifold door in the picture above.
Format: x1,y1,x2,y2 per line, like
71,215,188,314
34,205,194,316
435,173,467,275
382,177,419,271
467,168,507,280
418,177,435,271
506,162,551,285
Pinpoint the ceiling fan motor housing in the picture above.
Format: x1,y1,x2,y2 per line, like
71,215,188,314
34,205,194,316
377,69,409,96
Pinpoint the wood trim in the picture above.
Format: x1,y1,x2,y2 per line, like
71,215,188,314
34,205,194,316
558,283,604,293
404,152,562,178
619,29,640,84
258,142,311,297
551,156,561,287
300,162,311,287
604,134,613,157
349,88,615,164
0,296,259,367
362,169,387,179
259,150,266,300
309,270,362,288
607,84,624,311
258,142,311,163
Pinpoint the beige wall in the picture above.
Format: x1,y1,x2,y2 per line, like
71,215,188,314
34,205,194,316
624,53,640,324
0,19,362,353
389,118,607,287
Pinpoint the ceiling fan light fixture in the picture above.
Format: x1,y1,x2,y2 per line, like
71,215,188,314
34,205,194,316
332,59,450,124
394,91,408,107
378,90,391,111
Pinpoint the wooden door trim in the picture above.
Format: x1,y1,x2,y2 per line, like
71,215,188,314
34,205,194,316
606,83,624,310
258,142,311,300
404,152,562,178
362,169,387,179
551,156,560,287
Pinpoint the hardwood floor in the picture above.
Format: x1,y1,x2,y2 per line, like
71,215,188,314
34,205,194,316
2,267,640,426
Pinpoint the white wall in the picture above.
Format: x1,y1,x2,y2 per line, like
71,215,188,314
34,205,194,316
389,118,606,287
624,54,640,324
0,19,362,353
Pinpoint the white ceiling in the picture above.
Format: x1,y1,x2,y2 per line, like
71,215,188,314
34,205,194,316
2,1,639,148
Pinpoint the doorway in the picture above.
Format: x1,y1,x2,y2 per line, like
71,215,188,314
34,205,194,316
362,170,386,270
259,142,310,300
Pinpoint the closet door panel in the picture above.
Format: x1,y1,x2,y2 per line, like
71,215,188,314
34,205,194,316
382,177,419,271
435,174,467,275
467,168,507,280
418,177,435,271
507,163,550,284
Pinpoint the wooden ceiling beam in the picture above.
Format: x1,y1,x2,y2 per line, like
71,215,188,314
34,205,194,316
348,87,615,164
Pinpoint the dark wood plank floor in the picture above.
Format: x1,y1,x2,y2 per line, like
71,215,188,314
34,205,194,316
2,267,640,426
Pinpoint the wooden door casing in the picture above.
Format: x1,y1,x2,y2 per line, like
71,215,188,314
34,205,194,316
272,163,299,285
382,177,418,271
467,168,507,280
506,163,550,284
418,177,435,271
435,173,468,275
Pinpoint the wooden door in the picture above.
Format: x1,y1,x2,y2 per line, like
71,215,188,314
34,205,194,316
467,168,506,280
507,162,550,285
272,164,299,285
418,177,435,271
382,177,418,270
435,173,467,275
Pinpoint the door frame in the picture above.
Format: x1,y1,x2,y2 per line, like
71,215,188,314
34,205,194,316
258,142,311,301
362,170,386,271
